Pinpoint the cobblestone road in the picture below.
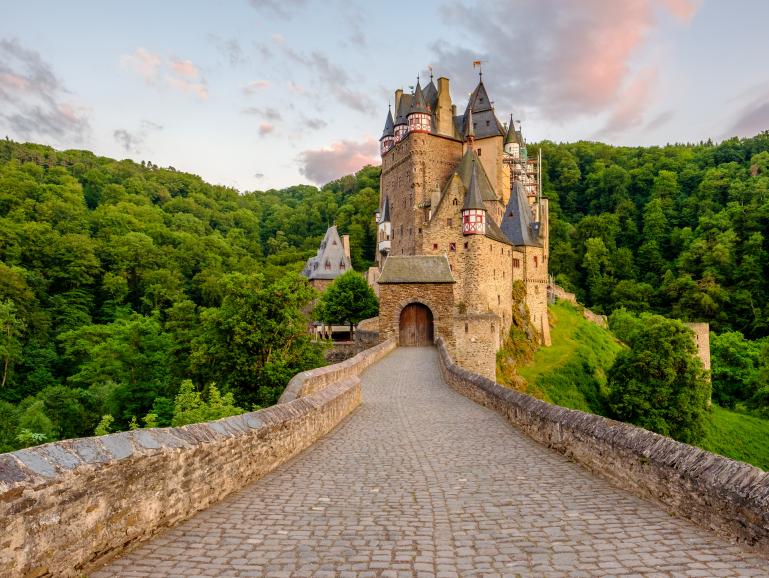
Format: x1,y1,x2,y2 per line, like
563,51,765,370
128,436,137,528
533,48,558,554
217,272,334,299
93,347,768,577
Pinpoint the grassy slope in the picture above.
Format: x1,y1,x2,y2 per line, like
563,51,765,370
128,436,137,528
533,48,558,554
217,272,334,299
515,300,769,471
517,301,623,414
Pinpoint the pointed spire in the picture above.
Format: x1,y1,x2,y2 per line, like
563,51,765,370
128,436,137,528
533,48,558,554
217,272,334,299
463,161,485,211
381,105,395,139
504,114,517,145
409,79,429,115
464,107,475,142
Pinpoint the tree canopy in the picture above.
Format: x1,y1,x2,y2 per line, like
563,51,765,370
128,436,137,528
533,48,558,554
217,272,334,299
316,271,379,332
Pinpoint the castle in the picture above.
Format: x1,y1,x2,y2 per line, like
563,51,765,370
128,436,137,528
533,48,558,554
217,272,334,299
372,72,551,379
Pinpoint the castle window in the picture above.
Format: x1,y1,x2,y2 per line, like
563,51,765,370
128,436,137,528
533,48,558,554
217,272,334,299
491,324,495,334
332,240,337,245
324,259,331,270
433,243,438,250
493,269,496,279
400,225,403,235
498,295,501,304
465,323,469,333
486,120,490,127
464,242,468,250
513,258,521,268
340,260,346,270
447,218,452,226
477,148,481,156
452,198,459,206
449,243,456,252
418,227,422,234
534,256,538,268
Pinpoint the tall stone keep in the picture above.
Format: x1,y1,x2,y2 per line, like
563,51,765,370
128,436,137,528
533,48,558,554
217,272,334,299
375,70,551,378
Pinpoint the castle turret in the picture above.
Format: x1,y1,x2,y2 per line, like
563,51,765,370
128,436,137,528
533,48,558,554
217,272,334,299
407,79,432,134
462,161,486,235
504,114,520,158
380,106,395,155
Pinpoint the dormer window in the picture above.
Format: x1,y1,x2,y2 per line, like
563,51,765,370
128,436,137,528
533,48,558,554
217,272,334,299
332,239,337,245
324,259,331,270
339,260,346,270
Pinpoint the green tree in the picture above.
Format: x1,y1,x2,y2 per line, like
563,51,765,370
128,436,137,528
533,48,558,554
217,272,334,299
0,298,26,388
317,271,379,334
171,380,244,426
607,315,710,443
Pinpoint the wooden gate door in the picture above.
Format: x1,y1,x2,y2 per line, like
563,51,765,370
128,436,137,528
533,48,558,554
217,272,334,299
399,303,434,346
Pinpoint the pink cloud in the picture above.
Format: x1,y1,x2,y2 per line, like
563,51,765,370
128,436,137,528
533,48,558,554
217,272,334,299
298,138,379,184
122,49,207,100
169,58,200,79
121,48,161,83
433,0,700,124
0,72,30,90
259,122,275,136
243,80,270,93
599,67,659,136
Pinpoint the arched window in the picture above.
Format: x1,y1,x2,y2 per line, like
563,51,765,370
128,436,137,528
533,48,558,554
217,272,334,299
452,198,459,206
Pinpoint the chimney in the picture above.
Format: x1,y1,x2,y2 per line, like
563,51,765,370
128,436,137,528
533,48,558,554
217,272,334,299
436,77,454,136
342,235,351,260
394,89,403,114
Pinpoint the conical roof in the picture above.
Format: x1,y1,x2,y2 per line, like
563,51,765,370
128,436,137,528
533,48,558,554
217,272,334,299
504,114,519,146
501,181,541,247
381,106,394,139
459,79,505,139
457,148,496,201
464,107,475,140
409,80,430,115
462,161,485,211
381,196,390,222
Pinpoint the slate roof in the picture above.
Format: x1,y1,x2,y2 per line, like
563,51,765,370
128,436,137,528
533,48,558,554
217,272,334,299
455,80,506,140
394,94,412,126
504,114,521,146
501,181,542,247
301,225,353,280
424,80,438,111
456,149,498,202
378,255,456,284
462,160,484,210
409,80,429,115
381,106,394,139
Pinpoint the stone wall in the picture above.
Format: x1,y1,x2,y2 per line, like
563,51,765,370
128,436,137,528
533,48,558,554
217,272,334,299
279,338,395,403
354,316,381,351
435,336,769,555
1,341,395,578
686,322,712,372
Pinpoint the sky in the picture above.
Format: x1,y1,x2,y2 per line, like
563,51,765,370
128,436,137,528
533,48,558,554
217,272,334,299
2,0,769,191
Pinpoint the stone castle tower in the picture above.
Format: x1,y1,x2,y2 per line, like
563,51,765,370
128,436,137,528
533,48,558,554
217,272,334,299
374,72,551,379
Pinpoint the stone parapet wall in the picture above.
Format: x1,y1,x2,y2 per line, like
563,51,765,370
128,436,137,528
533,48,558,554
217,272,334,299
0,341,398,577
279,337,395,403
435,337,769,555
354,317,381,351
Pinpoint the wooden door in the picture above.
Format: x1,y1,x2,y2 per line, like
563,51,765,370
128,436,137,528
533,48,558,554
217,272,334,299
399,303,434,346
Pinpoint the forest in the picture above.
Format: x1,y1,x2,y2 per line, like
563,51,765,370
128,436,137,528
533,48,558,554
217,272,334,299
1,130,768,452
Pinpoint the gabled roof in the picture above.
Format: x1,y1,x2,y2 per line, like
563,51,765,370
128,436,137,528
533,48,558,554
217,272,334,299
378,255,455,284
381,106,394,139
501,181,542,247
458,80,506,139
457,149,497,202
462,160,484,210
301,225,353,280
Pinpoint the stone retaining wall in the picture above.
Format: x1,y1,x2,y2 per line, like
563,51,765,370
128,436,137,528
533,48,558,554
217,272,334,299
0,341,396,577
279,337,395,403
435,337,769,555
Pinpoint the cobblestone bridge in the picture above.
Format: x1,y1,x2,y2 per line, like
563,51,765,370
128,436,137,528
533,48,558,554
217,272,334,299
94,348,767,577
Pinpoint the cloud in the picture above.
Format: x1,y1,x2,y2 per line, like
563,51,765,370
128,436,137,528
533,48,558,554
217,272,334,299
725,90,769,139
242,106,282,121
0,38,90,143
598,67,659,137
288,81,306,95
112,119,163,153
243,79,270,93
122,48,208,100
303,116,327,130
298,138,379,184
431,0,699,125
121,47,161,83
254,172,265,179
643,110,674,132
248,0,306,18
259,122,275,136
209,35,247,66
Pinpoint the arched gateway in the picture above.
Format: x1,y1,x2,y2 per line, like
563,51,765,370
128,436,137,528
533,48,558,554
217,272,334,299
399,303,434,346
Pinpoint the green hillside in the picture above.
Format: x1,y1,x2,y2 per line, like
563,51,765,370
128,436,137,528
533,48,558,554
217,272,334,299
513,300,769,470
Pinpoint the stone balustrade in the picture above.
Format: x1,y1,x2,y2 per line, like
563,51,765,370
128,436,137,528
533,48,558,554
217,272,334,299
435,336,769,555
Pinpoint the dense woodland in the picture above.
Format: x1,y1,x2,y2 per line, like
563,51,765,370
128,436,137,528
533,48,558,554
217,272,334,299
1,131,768,452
